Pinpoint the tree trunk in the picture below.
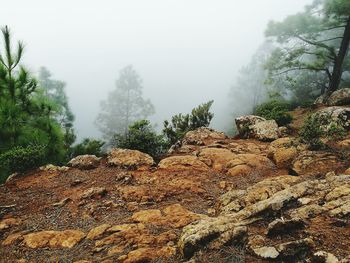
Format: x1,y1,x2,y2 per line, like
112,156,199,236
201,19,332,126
327,16,350,95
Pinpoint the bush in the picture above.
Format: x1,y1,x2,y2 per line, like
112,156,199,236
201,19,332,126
112,120,167,159
70,138,105,157
0,145,46,183
300,114,325,150
163,100,214,144
255,100,293,126
327,122,347,141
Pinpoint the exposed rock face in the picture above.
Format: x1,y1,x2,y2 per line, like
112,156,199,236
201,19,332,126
268,137,306,169
291,151,341,176
235,115,280,141
182,127,227,146
179,173,350,259
68,155,101,169
327,88,350,106
39,164,69,172
107,148,154,169
316,106,350,130
158,155,208,171
22,230,85,249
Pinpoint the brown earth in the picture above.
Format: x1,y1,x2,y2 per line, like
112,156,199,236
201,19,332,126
0,110,350,263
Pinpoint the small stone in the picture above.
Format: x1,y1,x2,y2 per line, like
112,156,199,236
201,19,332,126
253,246,279,259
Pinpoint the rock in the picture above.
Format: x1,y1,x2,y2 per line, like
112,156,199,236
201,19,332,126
158,155,208,171
107,148,154,169
235,115,266,137
182,127,227,146
235,115,280,141
267,218,305,236
225,154,275,177
327,88,350,106
23,230,85,249
197,148,236,171
68,155,101,169
268,137,305,169
312,251,339,263
52,197,71,207
291,151,341,176
178,218,247,258
80,187,107,199
39,164,69,172
123,246,176,263
87,224,111,240
0,218,21,230
290,204,326,219
2,231,28,246
276,238,314,258
132,204,202,228
252,246,279,259
250,120,280,141
316,106,350,130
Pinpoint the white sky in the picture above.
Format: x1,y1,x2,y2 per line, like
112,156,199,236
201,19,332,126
1,0,313,139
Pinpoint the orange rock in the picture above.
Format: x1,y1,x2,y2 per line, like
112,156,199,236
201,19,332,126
158,155,208,171
131,209,162,223
86,224,111,240
0,218,21,230
198,148,236,171
123,246,176,263
2,231,27,246
23,230,85,249
107,148,154,169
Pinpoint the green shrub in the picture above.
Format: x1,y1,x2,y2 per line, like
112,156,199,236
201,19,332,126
0,145,46,183
163,100,214,144
327,122,347,141
255,100,293,126
113,120,168,159
70,138,105,157
300,114,325,150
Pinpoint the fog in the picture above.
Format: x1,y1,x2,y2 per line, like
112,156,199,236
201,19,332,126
1,0,312,139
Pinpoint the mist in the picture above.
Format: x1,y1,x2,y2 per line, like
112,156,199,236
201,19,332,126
1,0,313,139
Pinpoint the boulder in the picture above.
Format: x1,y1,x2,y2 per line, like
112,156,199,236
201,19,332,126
316,106,350,130
182,127,227,146
226,154,275,177
68,155,101,169
107,148,154,169
122,246,176,263
158,155,208,171
312,251,339,263
327,88,350,106
276,238,314,258
252,246,279,259
267,218,305,236
23,230,85,249
235,115,280,141
39,164,69,172
291,151,341,176
197,148,236,171
86,224,111,240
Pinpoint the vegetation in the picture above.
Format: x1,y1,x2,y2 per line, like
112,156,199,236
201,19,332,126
326,121,347,141
112,120,167,159
265,0,350,99
70,138,105,157
254,100,293,126
95,65,155,142
163,100,214,145
300,114,325,150
0,145,46,183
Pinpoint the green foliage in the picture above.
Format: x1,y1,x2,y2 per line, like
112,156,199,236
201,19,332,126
163,100,214,144
254,100,293,126
0,145,46,183
113,120,167,159
300,114,325,150
71,138,105,157
95,65,155,142
265,0,350,97
327,121,347,141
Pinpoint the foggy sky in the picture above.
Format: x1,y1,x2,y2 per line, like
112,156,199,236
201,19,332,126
1,0,313,139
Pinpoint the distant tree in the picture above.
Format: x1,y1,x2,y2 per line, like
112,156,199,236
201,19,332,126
112,120,167,159
96,65,155,142
265,0,350,98
38,67,76,152
70,138,105,157
163,100,214,145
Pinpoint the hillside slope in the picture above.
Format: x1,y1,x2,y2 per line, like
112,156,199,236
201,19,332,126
1,108,350,263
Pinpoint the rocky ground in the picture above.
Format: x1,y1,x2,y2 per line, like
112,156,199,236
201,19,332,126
1,103,350,262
